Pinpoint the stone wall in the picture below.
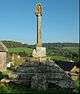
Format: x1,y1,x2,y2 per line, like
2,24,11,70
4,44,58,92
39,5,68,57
0,52,7,71
13,61,75,90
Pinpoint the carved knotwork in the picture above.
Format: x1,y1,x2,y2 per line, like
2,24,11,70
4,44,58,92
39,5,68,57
35,4,42,16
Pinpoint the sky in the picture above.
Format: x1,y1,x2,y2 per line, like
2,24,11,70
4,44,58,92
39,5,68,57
0,0,79,44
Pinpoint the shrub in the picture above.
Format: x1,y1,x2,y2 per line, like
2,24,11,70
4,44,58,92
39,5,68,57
0,71,4,80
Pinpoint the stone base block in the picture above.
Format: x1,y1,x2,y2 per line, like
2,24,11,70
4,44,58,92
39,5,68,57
32,47,46,58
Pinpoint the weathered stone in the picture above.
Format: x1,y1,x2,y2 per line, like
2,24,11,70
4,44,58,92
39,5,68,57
32,4,46,58
35,4,42,47
12,61,75,90
0,78,10,83
32,47,46,58
31,74,48,90
0,42,8,72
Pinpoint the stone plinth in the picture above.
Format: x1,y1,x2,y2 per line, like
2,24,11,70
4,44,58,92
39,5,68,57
32,47,46,58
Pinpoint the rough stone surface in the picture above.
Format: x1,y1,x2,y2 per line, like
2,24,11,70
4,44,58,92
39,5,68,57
0,42,8,72
0,52,7,71
32,47,46,58
31,74,48,90
13,61,75,90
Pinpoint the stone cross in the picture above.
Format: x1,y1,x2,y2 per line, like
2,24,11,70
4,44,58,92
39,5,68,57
36,4,42,47
32,3,46,59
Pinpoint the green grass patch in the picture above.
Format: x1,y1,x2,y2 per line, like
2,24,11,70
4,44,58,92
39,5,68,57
75,79,80,91
50,55,69,61
63,47,79,53
8,47,33,56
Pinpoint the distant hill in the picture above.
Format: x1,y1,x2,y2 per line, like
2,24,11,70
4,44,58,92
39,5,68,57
1,40,29,48
1,40,79,48
1,40,33,57
43,43,79,48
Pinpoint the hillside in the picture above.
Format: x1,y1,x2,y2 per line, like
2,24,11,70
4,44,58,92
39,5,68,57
1,40,79,48
2,40,29,48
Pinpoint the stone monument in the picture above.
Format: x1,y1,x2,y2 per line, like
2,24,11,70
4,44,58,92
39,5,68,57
11,1,76,92
32,3,46,59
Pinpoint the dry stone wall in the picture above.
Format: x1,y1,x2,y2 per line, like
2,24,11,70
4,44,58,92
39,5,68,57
0,52,7,71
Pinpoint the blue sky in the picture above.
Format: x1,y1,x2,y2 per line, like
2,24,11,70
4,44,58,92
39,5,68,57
0,0,79,44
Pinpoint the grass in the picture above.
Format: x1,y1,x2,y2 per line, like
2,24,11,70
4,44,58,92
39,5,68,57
8,47,32,53
49,55,69,61
75,79,80,91
0,83,75,94
63,47,79,53
8,47,33,56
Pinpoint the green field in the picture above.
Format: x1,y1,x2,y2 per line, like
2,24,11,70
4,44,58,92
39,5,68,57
8,47,33,56
63,47,79,53
8,46,79,61
49,55,68,61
